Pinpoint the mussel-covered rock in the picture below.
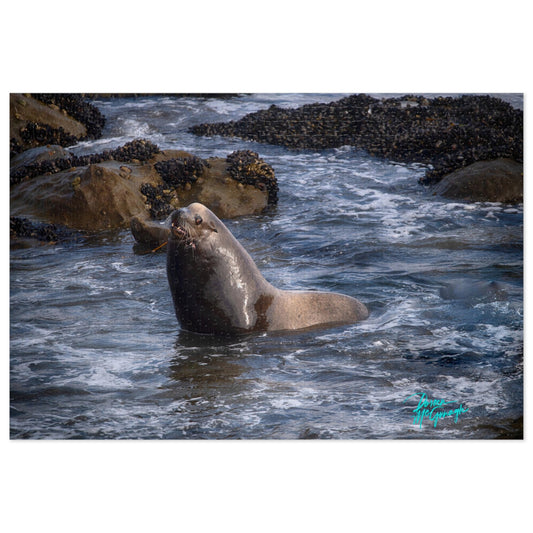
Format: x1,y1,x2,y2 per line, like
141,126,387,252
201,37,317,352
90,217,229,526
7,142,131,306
190,94,522,188
226,150,278,204
30,93,106,139
19,122,80,150
10,139,161,186
154,155,209,188
112,138,161,162
10,93,105,155
10,216,82,247
11,141,278,234
140,183,176,219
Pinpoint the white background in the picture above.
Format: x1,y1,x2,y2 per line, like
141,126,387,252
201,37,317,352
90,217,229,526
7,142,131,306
2,1,530,531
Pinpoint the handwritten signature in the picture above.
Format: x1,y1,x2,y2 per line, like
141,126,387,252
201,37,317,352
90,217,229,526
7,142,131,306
403,392,469,428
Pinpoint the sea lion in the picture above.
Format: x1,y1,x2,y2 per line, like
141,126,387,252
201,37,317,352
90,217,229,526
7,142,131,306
166,202,368,335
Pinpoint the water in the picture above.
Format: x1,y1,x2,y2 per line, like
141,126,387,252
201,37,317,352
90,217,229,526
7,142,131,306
10,94,523,439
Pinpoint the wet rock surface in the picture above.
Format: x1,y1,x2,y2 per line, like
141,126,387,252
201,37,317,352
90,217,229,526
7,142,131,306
10,145,73,174
10,94,105,155
10,139,161,186
431,158,523,203
11,139,277,236
10,216,82,246
226,150,278,204
190,94,522,186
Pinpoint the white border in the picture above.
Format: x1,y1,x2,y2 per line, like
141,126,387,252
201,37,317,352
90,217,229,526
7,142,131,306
2,2,530,532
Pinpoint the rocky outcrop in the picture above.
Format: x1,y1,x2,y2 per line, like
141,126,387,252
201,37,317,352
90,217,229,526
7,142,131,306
130,217,170,248
10,138,161,186
226,150,278,204
10,216,85,248
431,159,523,203
190,94,523,187
10,93,105,155
130,150,279,247
10,141,277,234
10,145,73,174
30,94,106,139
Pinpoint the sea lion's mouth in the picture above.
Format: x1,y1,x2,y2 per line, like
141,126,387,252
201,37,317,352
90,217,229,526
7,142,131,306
173,224,188,238
171,222,196,248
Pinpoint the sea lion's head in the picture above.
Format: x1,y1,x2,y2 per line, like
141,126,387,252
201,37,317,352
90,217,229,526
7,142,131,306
168,203,219,250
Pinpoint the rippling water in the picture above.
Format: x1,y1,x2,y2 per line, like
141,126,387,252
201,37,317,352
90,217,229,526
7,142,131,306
10,94,523,439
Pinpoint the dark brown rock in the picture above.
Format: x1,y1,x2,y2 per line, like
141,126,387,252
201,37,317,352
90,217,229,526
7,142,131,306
431,159,523,203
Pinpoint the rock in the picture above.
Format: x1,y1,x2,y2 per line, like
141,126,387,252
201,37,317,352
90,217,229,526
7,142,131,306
10,145,73,173
10,94,105,156
190,94,523,186
10,216,82,248
10,143,276,233
10,160,160,230
172,156,269,219
9,138,162,186
130,216,170,248
10,94,87,152
30,94,106,139
225,150,278,204
431,159,523,203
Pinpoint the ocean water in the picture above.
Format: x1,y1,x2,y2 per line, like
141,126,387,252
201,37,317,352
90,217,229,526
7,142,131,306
10,94,523,439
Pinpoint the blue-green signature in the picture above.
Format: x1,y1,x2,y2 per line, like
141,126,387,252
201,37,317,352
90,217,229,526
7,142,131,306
403,392,469,428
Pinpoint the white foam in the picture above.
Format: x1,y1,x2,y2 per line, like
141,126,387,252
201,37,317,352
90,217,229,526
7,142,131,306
270,397,304,409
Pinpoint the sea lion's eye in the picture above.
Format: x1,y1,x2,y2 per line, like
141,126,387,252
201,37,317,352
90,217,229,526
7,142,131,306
194,215,203,225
